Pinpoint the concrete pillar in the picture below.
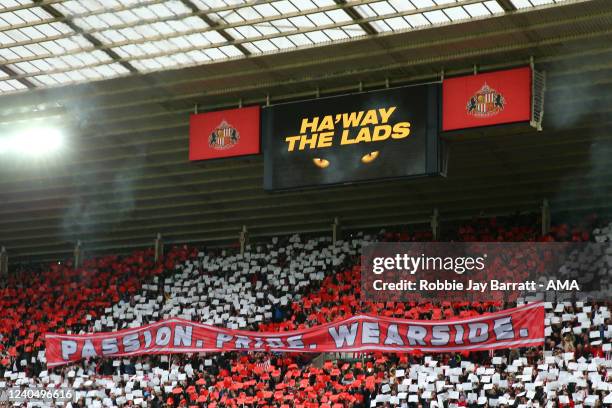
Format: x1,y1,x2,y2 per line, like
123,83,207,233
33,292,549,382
431,208,439,241
74,240,83,268
541,199,551,236
155,233,164,263
239,225,248,255
332,217,341,243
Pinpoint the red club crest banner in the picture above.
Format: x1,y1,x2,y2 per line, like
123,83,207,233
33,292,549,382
46,303,544,367
443,66,532,131
189,105,260,161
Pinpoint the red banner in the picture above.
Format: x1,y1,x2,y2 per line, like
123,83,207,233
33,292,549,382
443,66,532,131
189,106,260,161
45,303,543,367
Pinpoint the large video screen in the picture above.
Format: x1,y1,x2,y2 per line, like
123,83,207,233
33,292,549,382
263,84,441,191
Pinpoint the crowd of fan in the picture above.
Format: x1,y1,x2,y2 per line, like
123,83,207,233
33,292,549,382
0,216,610,407
0,246,196,377
90,234,345,333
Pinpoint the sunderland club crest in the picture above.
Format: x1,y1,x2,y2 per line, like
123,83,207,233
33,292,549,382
466,83,505,117
209,120,239,150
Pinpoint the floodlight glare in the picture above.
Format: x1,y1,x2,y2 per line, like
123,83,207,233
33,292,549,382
0,126,64,157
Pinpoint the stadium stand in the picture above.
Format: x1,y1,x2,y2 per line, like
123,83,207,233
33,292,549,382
2,2,612,407
0,247,196,376
93,234,343,333
0,217,610,407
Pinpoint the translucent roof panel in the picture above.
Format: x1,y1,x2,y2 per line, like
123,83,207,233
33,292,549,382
0,69,28,93
0,0,580,94
510,0,567,8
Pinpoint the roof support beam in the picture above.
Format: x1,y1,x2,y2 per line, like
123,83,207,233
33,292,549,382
31,0,138,74
29,3,174,122
0,65,36,89
334,0,378,36
497,0,518,11
179,0,252,56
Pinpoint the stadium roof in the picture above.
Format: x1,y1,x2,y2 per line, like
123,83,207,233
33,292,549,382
1,0,611,262
1,0,575,94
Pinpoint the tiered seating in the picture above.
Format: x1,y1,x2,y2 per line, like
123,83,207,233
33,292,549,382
0,246,196,377
93,234,351,332
370,301,611,407
0,217,609,408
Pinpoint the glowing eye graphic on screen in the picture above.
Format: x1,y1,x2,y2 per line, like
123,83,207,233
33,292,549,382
361,151,380,164
313,158,330,169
